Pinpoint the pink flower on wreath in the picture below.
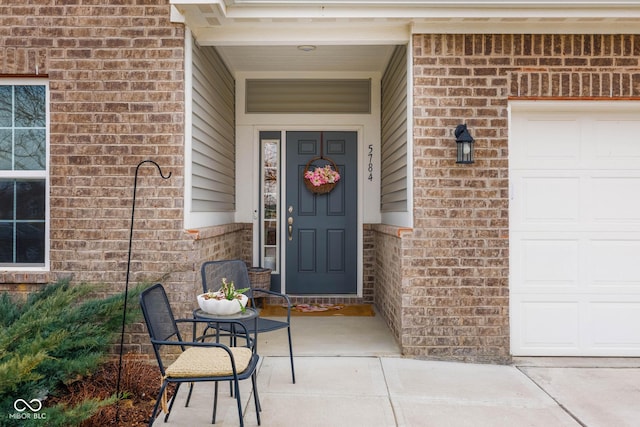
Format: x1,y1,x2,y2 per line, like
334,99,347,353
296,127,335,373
304,165,340,187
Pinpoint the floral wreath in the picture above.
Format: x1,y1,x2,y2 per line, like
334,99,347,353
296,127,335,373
303,158,340,194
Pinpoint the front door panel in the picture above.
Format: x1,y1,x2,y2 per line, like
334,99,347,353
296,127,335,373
285,131,357,294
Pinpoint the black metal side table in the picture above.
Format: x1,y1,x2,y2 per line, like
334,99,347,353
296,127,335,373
193,307,259,349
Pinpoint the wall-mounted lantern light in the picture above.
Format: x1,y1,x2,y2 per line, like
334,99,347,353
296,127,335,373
455,124,474,164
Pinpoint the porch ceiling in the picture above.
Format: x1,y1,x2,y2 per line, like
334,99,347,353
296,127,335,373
215,45,395,73
173,0,640,73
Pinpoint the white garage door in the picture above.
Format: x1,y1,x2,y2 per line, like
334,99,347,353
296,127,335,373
510,101,640,356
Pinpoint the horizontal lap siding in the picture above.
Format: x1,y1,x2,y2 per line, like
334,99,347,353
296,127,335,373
245,79,371,114
381,45,408,213
191,43,235,212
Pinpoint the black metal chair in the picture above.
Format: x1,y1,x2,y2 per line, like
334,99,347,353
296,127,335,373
201,259,296,383
139,283,261,427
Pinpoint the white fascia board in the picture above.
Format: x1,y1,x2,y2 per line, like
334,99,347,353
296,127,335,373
417,6,640,19
174,1,640,19
174,1,640,38
221,5,640,19
412,20,640,34
194,21,411,45
227,0,640,3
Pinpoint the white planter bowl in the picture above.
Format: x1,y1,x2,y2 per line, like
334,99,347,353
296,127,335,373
197,293,248,316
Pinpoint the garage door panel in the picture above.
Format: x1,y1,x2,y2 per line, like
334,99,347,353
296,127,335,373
590,177,640,222
589,240,640,288
588,302,640,351
513,299,640,355
592,118,640,168
522,177,580,222
510,117,581,169
515,301,580,353
514,173,640,231
516,238,580,290
514,236,640,292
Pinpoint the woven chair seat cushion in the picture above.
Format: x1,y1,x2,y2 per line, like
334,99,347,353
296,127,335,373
165,347,253,378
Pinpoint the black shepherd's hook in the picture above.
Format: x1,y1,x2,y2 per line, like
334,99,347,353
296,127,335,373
115,160,171,424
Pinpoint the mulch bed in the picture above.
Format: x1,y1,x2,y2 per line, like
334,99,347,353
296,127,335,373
48,355,174,427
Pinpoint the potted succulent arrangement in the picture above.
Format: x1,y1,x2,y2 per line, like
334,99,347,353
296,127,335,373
197,278,249,315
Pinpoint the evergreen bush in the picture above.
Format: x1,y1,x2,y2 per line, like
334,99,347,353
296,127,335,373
0,280,144,426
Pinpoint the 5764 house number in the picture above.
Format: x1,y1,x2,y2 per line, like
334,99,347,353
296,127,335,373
368,144,373,181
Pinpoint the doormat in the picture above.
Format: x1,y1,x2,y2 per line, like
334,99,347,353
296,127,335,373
260,303,375,317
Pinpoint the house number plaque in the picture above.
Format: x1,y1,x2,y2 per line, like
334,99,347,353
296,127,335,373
367,144,373,181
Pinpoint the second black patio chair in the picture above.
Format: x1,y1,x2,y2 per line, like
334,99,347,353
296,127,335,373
201,259,296,383
140,283,261,427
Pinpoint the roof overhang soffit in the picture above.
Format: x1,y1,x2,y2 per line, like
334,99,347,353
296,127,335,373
171,0,640,44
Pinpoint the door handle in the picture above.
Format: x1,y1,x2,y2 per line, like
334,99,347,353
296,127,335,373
287,216,293,241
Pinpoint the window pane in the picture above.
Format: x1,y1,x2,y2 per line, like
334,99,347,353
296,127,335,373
0,180,14,220
264,193,277,219
264,221,276,245
264,143,278,167
15,85,45,127
0,223,13,263
0,86,11,127
0,129,11,170
0,178,46,265
15,129,45,170
261,138,279,273
16,180,45,220
16,222,44,263
264,177,277,194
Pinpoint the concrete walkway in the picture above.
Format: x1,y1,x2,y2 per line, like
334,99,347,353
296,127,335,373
154,315,640,427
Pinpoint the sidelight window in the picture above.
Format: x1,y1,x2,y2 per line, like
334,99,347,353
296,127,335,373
261,137,280,273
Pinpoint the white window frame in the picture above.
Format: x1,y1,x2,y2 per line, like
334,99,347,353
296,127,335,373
0,78,50,271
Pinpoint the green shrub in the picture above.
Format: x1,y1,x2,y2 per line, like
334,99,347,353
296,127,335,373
0,280,144,426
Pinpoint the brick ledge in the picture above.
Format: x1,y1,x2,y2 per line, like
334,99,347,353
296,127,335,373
370,223,413,238
185,223,251,240
0,272,55,285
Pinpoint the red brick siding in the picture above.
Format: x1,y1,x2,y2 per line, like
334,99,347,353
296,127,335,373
1,0,186,286
0,1,252,357
410,33,640,363
129,224,252,355
362,224,375,304
373,224,411,345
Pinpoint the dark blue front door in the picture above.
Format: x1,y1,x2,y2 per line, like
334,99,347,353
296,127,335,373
285,131,357,294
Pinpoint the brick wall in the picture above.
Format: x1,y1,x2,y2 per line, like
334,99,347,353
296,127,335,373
1,0,187,288
362,225,375,304
130,223,252,356
373,224,410,344
410,33,640,363
0,1,254,356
